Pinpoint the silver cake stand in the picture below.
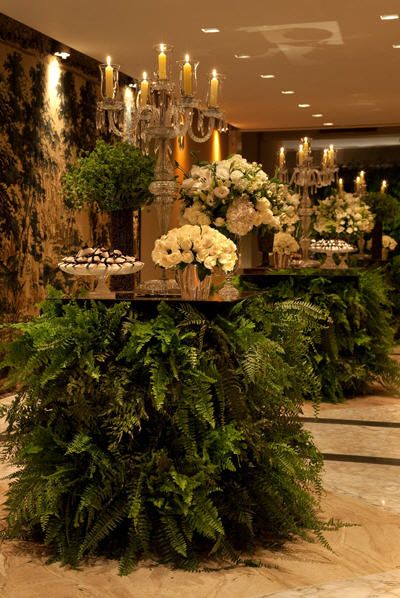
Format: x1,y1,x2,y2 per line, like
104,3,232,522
59,262,144,298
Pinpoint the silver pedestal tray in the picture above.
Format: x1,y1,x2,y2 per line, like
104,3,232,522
59,262,144,298
310,241,355,270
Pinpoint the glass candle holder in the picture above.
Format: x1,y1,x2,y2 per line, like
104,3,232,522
178,56,199,97
277,146,286,169
99,58,120,100
154,43,174,81
297,144,304,166
206,70,225,108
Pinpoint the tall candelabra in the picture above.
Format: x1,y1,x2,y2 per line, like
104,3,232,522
278,138,338,266
96,47,226,238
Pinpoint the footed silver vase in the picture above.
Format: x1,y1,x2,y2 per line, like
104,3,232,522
177,264,212,300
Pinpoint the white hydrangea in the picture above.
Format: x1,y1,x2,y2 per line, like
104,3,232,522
226,197,256,236
152,225,238,273
273,232,300,255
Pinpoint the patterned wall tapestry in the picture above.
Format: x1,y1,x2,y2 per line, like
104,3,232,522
0,17,109,322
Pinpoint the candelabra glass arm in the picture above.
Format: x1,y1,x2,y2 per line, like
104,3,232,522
108,111,124,137
188,116,215,143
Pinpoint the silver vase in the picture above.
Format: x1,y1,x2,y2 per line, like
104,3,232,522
177,264,212,300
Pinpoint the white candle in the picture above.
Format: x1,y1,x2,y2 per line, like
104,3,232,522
105,56,114,98
322,148,328,167
303,137,309,156
329,144,335,167
209,69,219,107
359,170,365,185
158,44,167,79
381,179,388,194
298,144,304,165
279,146,285,168
140,71,149,107
183,54,192,95
355,176,361,194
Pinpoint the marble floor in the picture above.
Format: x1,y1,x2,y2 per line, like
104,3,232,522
1,390,400,597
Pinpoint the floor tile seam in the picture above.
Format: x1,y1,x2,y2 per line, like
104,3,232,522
322,453,400,466
300,417,400,428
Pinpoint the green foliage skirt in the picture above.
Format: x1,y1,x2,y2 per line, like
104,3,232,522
1,296,333,573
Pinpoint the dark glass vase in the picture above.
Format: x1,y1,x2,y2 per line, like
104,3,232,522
257,230,274,267
109,209,135,292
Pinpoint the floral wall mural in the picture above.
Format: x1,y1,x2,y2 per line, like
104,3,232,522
0,14,106,322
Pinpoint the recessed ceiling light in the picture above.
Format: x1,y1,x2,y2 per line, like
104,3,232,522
201,27,220,33
323,122,334,126
54,51,70,59
281,90,295,95
393,44,400,48
312,113,323,117
234,54,251,59
298,103,311,108
260,74,275,79
380,14,399,20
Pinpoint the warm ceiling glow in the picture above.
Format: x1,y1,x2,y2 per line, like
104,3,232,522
211,130,221,161
298,103,311,108
323,122,334,126
201,27,220,33
312,113,323,117
234,54,251,59
380,14,399,20
281,90,295,95
260,74,275,79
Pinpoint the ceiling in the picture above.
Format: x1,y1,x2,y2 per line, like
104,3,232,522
1,0,400,131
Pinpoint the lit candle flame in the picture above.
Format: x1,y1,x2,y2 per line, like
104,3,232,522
212,68,217,78
185,54,190,63
142,71,147,81
106,56,111,66
160,43,165,52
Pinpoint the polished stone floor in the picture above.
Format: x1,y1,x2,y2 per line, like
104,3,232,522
1,390,400,597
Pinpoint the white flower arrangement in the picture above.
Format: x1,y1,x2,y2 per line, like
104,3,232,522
314,192,374,240
382,235,397,251
180,154,280,237
152,224,238,277
267,184,300,233
273,232,300,255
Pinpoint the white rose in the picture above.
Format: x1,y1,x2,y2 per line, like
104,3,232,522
181,251,194,263
213,185,230,199
230,170,244,184
215,166,230,180
204,255,217,270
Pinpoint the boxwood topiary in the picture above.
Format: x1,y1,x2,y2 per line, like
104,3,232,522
62,139,155,212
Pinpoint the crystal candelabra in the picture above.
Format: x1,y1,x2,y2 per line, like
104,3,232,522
96,47,226,239
277,138,338,266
